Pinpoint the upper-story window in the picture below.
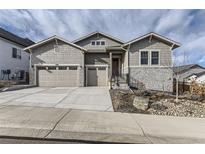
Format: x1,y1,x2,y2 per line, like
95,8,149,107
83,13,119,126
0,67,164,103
91,40,106,46
12,47,21,59
140,51,149,65
96,41,101,45
91,41,95,45
151,51,159,65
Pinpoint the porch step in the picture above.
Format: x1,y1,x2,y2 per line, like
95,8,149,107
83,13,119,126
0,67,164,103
112,83,129,90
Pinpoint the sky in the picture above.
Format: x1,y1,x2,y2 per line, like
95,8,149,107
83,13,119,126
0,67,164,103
0,9,205,67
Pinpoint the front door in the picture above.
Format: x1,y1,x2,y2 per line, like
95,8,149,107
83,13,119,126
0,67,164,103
112,58,119,77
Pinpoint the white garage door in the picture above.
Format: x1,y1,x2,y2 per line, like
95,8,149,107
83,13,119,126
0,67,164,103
87,66,107,86
38,66,78,87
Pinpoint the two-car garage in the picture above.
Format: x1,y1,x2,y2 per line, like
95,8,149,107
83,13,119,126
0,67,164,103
37,65,79,87
36,65,108,87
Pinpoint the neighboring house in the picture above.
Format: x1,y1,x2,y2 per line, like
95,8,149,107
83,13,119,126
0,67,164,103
186,71,205,84
0,27,34,82
24,32,180,92
173,64,205,83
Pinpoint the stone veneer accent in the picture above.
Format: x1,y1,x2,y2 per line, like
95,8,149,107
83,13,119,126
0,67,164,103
129,67,173,92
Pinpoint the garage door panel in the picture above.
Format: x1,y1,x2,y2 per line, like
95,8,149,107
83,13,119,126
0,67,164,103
38,67,78,87
97,68,107,86
87,67,107,86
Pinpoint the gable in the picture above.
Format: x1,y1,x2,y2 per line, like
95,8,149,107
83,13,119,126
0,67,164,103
129,37,172,66
24,36,86,52
31,40,84,65
123,32,181,50
75,33,122,49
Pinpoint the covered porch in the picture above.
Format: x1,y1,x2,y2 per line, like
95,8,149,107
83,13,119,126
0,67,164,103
106,46,129,89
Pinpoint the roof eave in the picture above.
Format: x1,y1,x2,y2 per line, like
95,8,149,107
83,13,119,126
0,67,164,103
122,32,181,49
72,31,124,44
24,36,87,52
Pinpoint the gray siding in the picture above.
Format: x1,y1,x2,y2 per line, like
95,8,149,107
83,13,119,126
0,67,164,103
31,40,84,65
129,37,172,66
85,53,110,65
129,37,173,92
130,67,173,92
30,40,84,86
75,34,122,51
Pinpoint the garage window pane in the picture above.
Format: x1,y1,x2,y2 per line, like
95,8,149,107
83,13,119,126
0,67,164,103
69,66,77,70
98,67,106,70
48,66,56,70
88,67,96,70
59,66,67,70
38,66,46,70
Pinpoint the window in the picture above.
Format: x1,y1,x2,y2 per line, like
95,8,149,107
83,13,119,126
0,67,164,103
90,40,106,46
91,41,95,46
101,41,105,45
12,48,17,58
140,51,148,65
12,48,21,59
151,51,159,65
69,66,78,70
59,66,67,70
96,41,101,45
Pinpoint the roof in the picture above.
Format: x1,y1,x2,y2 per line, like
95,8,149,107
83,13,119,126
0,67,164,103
173,64,205,74
0,27,34,47
187,71,205,78
72,31,124,44
24,35,87,51
123,32,181,49
106,45,126,52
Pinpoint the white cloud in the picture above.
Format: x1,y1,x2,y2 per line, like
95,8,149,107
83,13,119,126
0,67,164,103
0,9,205,66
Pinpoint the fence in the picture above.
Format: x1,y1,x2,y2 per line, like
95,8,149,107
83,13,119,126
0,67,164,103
173,79,205,96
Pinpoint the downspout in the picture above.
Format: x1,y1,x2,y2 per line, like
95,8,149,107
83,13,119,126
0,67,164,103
127,44,131,86
28,49,32,85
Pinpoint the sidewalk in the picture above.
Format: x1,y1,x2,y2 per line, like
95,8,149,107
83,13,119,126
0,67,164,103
0,105,205,143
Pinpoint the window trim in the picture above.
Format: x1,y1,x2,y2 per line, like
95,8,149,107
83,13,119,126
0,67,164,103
151,51,160,65
90,40,106,46
12,47,22,60
139,50,160,66
139,51,149,66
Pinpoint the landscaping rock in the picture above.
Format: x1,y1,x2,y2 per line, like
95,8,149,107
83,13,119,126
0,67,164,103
133,96,149,111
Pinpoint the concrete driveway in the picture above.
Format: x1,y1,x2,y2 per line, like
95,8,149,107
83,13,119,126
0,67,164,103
0,87,113,111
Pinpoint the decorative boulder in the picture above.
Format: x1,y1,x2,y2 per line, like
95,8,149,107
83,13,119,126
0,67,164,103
133,96,149,111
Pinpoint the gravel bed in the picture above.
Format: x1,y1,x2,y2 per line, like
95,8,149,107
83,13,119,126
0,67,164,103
110,89,205,118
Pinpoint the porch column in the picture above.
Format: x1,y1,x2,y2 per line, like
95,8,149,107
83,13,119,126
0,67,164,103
109,52,112,80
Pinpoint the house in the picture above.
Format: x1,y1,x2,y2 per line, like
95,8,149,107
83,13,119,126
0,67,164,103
173,64,205,83
24,32,180,92
186,71,205,84
0,27,34,82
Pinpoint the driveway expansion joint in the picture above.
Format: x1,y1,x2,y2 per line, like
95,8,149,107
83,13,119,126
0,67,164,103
1,88,51,105
53,87,79,107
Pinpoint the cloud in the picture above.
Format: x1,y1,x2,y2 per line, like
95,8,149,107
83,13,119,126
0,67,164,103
0,9,204,67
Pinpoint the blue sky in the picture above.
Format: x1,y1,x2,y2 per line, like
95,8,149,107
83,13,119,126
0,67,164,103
0,9,205,67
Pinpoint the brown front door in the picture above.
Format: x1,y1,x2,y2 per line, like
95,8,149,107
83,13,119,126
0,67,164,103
112,58,119,77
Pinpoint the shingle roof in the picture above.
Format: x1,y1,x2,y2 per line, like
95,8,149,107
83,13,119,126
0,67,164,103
195,71,205,77
0,27,35,47
173,64,205,74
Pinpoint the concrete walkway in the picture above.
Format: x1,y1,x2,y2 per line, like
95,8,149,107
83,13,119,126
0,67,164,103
0,105,205,143
0,87,113,111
